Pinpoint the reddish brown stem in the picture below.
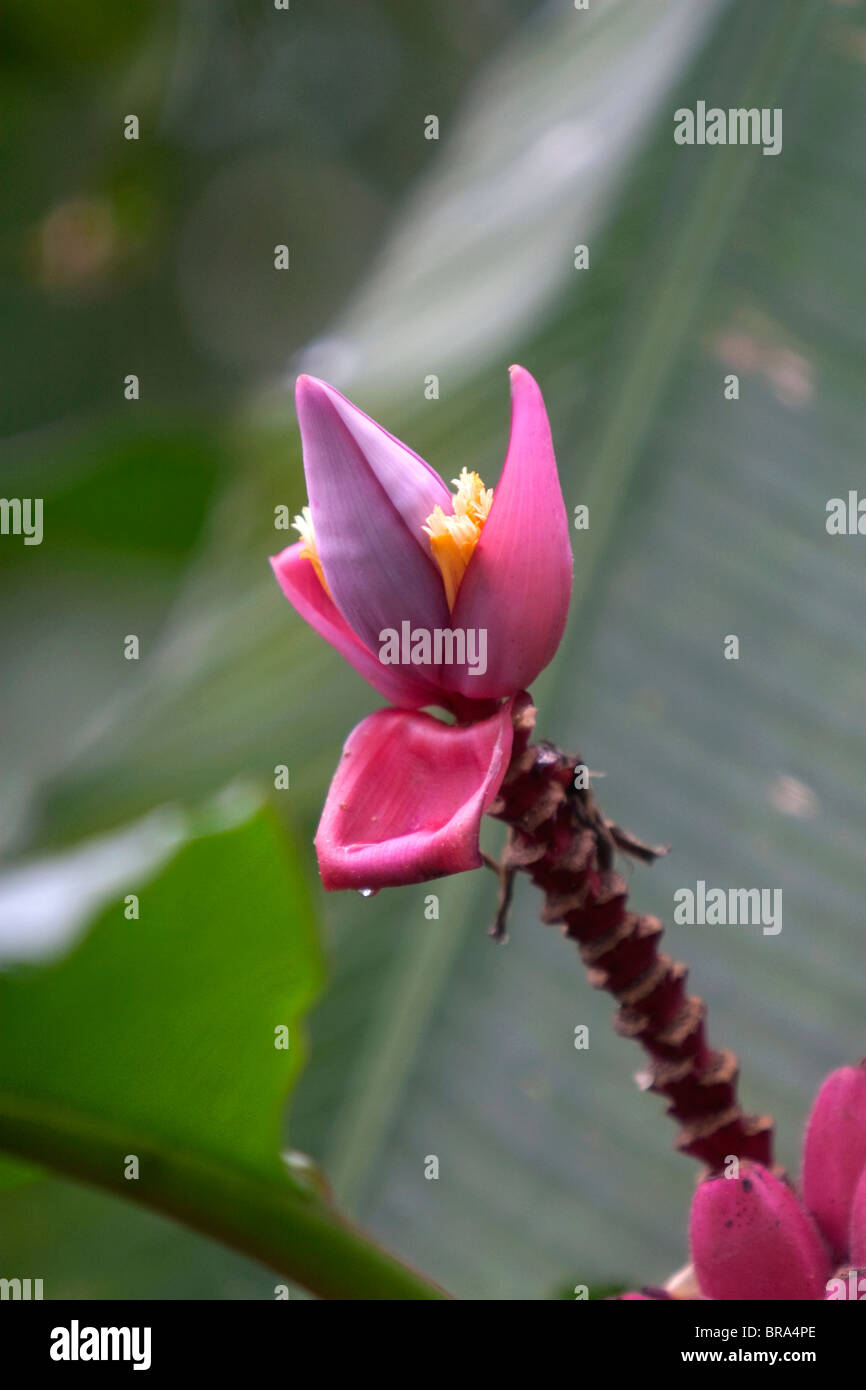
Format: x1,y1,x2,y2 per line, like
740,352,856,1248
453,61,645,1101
488,694,773,1170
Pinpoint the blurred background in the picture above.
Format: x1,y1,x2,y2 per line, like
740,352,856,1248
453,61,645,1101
0,0,863,1299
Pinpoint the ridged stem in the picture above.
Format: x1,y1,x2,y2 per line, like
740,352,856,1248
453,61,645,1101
489,694,773,1169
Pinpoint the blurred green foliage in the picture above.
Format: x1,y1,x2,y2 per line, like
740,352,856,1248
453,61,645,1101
0,803,323,1180
0,0,863,1299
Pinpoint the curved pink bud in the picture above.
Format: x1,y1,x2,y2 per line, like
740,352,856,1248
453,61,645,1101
802,1064,866,1261
448,365,572,698
690,1163,830,1301
296,375,451,654
270,541,443,710
314,703,513,891
847,1166,866,1266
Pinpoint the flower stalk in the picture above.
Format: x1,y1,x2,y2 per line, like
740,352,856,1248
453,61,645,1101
488,693,774,1170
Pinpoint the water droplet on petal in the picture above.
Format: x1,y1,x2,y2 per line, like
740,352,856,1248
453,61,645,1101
358,887,377,899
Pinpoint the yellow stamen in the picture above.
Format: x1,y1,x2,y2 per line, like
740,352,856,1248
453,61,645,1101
293,505,331,596
423,468,493,610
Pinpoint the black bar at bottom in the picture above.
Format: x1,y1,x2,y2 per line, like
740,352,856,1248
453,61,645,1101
0,1298,860,1375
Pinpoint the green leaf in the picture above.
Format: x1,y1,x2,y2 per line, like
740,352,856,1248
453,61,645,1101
0,803,446,1299
0,1155,39,1192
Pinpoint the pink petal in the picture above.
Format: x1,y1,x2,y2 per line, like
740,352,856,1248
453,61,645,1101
848,1165,866,1266
690,1163,830,1301
296,375,451,654
802,1064,866,1261
270,541,444,710
314,703,513,891
448,365,572,698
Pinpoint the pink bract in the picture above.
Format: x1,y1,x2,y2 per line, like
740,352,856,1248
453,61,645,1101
271,367,571,891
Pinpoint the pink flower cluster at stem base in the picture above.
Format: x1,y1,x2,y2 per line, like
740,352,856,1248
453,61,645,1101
625,1064,866,1301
